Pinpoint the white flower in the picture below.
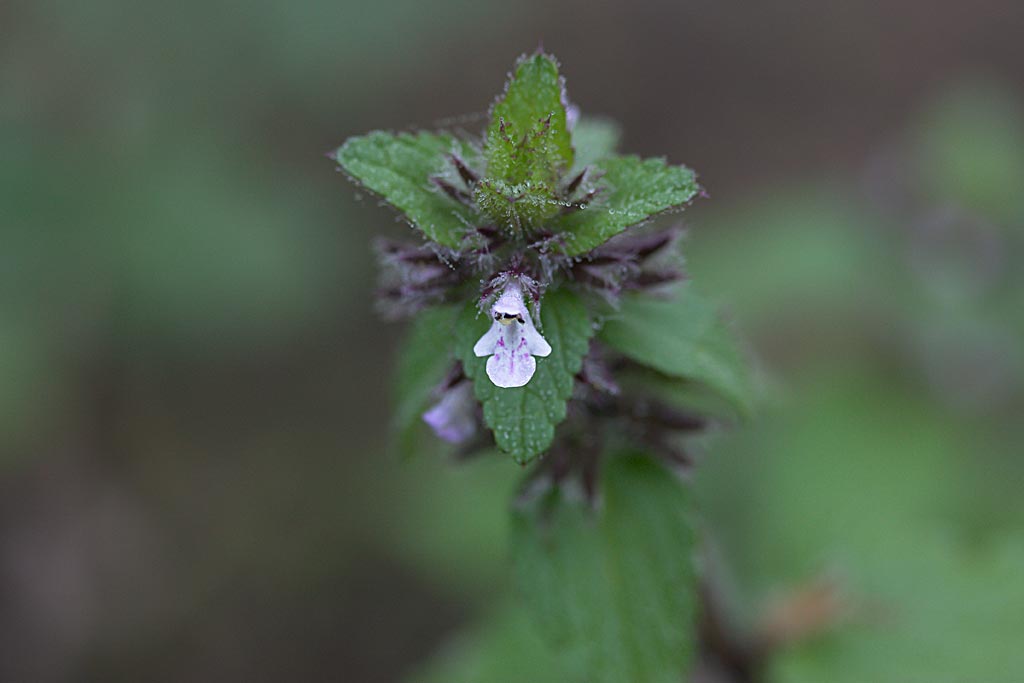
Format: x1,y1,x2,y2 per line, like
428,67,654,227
473,281,552,388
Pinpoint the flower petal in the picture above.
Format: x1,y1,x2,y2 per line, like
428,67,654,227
422,382,476,443
521,318,552,357
473,321,502,357
486,328,537,388
474,280,552,388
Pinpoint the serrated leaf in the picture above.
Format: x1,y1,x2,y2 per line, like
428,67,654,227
392,305,460,458
487,52,574,182
570,117,621,172
336,131,475,247
511,454,698,683
600,284,751,414
555,155,699,256
456,288,592,464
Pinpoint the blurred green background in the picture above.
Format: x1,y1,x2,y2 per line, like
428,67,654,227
2,0,1023,680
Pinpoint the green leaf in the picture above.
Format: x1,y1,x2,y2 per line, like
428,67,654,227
472,177,560,234
511,454,698,683
480,53,573,230
570,117,621,171
600,284,751,414
392,305,460,458
336,131,475,247
456,288,592,464
487,52,574,182
619,368,745,422
555,155,699,256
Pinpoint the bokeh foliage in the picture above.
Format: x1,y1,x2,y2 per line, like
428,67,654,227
2,0,1023,680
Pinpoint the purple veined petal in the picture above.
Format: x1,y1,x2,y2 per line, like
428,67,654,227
422,382,476,444
520,317,551,357
486,328,537,388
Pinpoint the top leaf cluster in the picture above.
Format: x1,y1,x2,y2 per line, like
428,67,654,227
336,52,698,256
335,51,749,464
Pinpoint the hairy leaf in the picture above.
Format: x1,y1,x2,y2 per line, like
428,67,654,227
472,178,560,235
456,288,592,464
555,155,699,255
486,52,574,183
512,454,697,683
336,131,475,247
600,284,751,414
480,53,572,230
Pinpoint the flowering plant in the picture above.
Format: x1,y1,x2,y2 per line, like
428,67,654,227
334,51,751,681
